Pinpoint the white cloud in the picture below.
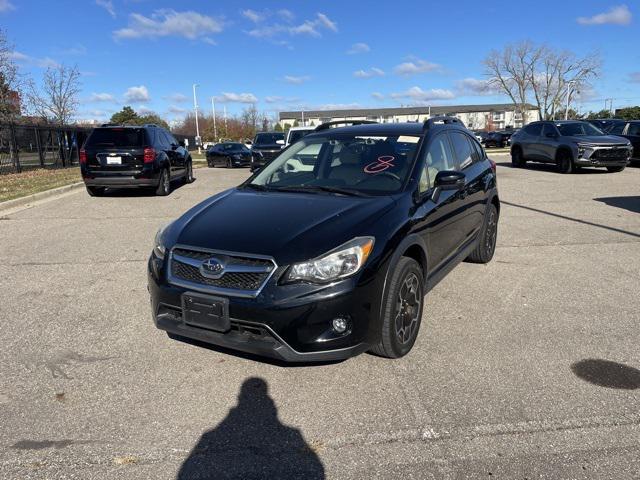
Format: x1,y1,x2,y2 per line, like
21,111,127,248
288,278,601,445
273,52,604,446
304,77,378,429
214,92,258,103
0,0,15,13
394,59,442,76
137,106,154,115
249,12,337,39
347,42,370,54
96,0,115,18
353,67,385,78
9,51,59,68
629,72,640,83
265,96,283,103
165,93,188,103
577,4,632,25
57,44,87,56
168,105,187,114
371,92,385,100
456,77,496,95
124,85,150,103
278,9,294,22
241,9,263,23
114,9,224,41
284,75,311,84
89,92,116,102
390,86,456,102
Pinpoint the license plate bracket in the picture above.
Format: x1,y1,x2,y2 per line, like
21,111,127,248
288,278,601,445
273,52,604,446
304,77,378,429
181,292,230,332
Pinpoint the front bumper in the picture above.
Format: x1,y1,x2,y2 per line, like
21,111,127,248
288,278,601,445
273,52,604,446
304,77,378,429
575,145,632,167
147,255,382,362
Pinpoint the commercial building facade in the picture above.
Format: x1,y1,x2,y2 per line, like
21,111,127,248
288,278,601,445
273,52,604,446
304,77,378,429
279,104,540,131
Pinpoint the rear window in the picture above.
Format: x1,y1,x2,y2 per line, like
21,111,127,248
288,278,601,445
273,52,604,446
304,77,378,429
85,128,146,148
288,130,312,144
254,133,284,145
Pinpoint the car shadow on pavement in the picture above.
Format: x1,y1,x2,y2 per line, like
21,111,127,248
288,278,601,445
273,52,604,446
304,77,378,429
594,196,640,215
176,377,325,480
571,359,640,390
101,180,191,197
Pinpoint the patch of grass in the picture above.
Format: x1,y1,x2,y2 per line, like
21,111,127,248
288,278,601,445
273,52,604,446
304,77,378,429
0,167,82,203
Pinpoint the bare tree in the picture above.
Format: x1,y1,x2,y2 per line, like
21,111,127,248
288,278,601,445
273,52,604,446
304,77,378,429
529,48,600,120
484,41,543,125
0,29,24,122
484,41,601,122
27,64,81,125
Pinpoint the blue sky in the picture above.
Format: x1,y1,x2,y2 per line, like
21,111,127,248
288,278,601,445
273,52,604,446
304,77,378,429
2,0,639,123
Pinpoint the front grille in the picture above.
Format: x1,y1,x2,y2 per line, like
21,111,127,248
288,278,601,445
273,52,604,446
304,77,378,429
257,149,280,162
593,148,628,161
169,247,276,296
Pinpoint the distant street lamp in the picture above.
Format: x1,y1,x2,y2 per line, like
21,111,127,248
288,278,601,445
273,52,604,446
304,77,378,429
192,84,201,153
565,80,577,120
211,97,217,142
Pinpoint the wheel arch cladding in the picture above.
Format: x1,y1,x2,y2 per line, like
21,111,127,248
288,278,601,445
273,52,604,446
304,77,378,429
402,243,427,283
556,145,574,161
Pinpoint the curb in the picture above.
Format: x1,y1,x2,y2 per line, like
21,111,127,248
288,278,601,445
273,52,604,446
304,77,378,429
0,181,85,213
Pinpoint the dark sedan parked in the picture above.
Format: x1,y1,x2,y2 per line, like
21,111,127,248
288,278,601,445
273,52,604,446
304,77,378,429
483,131,512,148
206,142,252,168
148,118,500,362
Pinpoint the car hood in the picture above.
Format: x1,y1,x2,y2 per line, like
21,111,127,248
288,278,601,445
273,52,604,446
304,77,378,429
568,135,630,145
173,188,396,264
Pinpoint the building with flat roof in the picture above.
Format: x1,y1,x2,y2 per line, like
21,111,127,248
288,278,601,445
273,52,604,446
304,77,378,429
279,103,539,131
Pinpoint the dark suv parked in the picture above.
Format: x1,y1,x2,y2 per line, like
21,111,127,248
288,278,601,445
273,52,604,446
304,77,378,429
605,120,640,162
510,120,632,173
81,124,193,196
148,118,500,362
250,132,285,172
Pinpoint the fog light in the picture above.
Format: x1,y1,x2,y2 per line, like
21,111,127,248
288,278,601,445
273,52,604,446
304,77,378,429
332,316,350,334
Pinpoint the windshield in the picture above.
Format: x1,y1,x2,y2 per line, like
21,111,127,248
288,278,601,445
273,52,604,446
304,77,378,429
219,143,249,153
248,134,422,195
85,128,145,147
288,129,313,144
556,122,604,136
254,133,284,145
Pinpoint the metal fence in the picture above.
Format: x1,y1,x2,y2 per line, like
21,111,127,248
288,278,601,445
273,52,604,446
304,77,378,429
0,123,91,175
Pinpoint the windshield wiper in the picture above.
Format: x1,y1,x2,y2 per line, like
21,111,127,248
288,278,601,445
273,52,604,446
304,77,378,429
243,183,271,191
267,185,368,197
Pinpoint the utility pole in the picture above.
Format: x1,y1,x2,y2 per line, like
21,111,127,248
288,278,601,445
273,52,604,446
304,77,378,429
301,110,305,126
223,105,228,137
565,81,576,120
211,97,217,142
192,84,201,153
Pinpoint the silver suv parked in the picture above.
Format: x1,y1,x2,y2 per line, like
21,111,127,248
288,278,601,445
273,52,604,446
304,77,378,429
510,120,632,173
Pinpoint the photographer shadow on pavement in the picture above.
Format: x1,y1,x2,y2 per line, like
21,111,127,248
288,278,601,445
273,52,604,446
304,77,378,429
177,377,325,480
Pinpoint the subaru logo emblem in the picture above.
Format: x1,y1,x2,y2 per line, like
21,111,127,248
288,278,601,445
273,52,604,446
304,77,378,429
200,257,225,279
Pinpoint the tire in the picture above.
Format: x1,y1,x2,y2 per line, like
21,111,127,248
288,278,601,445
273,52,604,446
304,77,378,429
207,159,213,168
86,186,105,197
155,168,170,196
467,203,498,264
227,158,233,168
606,166,625,173
369,257,424,359
184,160,194,183
557,150,574,174
511,147,525,168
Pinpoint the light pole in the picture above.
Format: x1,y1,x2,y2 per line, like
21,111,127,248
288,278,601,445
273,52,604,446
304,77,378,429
192,84,201,153
565,80,576,120
211,97,217,142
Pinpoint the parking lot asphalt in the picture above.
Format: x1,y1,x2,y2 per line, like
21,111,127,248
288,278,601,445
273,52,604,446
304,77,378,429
1,155,639,479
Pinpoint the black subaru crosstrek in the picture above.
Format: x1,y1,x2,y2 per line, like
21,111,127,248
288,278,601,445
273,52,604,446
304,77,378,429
148,118,500,362
81,124,194,196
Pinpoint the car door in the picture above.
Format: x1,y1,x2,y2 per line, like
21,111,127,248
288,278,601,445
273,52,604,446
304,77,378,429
539,123,560,163
166,130,186,175
626,122,640,160
412,132,469,272
520,123,543,160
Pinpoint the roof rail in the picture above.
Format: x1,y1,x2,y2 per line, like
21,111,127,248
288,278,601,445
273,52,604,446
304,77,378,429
144,123,159,128
423,116,465,131
314,120,378,131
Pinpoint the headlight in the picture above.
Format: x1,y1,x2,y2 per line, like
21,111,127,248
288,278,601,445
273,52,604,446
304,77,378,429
284,237,375,284
153,223,171,260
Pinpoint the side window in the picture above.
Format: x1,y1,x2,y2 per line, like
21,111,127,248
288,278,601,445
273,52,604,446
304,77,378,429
155,130,168,149
449,131,473,170
166,131,179,145
542,124,558,137
420,134,454,192
470,136,485,163
628,124,640,136
524,124,543,136
609,123,625,135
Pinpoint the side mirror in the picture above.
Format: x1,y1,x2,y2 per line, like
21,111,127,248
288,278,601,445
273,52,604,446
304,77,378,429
431,171,465,203
178,140,186,148
276,139,284,145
